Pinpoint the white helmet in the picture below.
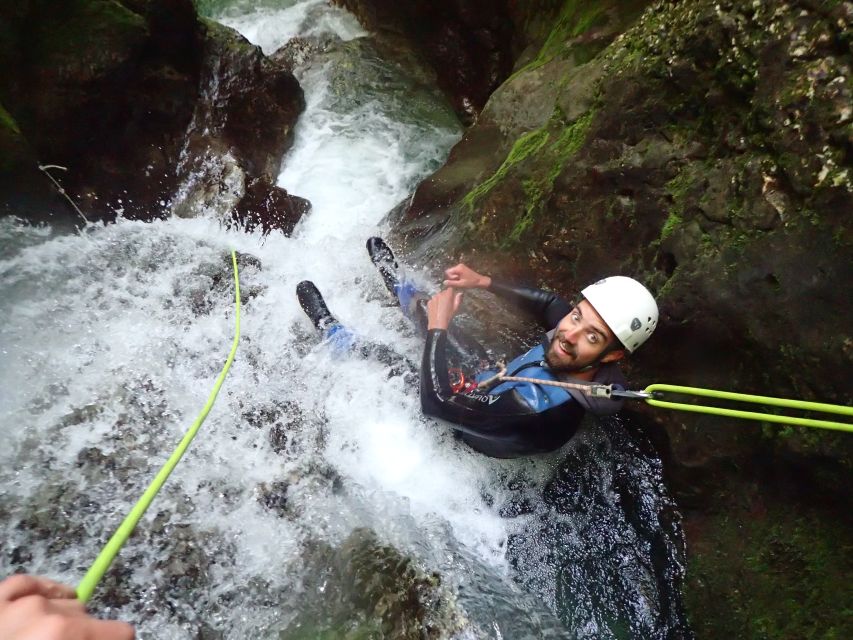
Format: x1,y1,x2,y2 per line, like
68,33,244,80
581,276,658,353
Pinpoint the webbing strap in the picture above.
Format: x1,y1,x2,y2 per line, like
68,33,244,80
644,383,853,433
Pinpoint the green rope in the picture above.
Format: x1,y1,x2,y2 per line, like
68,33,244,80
76,250,241,603
645,384,853,433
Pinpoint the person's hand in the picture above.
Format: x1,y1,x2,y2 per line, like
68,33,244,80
0,574,134,640
443,263,491,289
427,288,464,330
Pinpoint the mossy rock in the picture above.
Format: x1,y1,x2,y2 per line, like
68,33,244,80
685,501,853,639
28,0,148,83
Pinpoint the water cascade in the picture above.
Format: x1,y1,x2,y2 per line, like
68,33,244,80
0,1,689,637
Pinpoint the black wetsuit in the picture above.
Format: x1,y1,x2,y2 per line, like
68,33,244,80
420,281,626,458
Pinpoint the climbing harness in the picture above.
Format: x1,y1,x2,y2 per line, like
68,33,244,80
478,365,853,433
76,250,241,604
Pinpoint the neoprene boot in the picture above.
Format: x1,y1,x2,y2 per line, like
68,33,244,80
366,236,400,295
296,280,337,331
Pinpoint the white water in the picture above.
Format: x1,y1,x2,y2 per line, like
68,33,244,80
1,2,690,638
0,2,568,638
216,0,365,55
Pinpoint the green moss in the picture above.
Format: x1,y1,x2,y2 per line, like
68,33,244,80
548,110,594,175
665,169,693,217
0,102,27,172
660,212,683,240
505,110,595,245
461,128,550,211
660,168,695,240
522,0,608,72
686,504,853,639
0,103,20,135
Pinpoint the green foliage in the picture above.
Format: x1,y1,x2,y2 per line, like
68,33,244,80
664,169,693,217
660,169,694,239
460,107,595,247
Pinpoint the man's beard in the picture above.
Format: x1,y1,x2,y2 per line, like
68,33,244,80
545,334,596,373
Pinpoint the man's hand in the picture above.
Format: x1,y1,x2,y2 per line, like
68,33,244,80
0,574,134,640
427,288,464,330
443,264,491,289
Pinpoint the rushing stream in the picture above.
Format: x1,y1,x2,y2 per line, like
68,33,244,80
0,1,689,638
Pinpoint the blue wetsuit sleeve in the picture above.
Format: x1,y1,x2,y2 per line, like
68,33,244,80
487,279,572,329
420,330,584,458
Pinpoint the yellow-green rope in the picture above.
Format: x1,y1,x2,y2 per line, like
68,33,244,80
77,250,241,603
645,384,853,433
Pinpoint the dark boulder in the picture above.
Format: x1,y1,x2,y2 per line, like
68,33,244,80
0,0,201,221
0,0,308,232
230,177,310,236
332,0,517,123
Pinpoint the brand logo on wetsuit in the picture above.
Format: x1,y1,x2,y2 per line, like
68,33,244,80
463,390,500,405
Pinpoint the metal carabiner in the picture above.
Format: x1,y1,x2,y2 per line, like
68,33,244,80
608,387,656,400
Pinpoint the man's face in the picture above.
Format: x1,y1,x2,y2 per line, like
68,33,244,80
545,300,621,372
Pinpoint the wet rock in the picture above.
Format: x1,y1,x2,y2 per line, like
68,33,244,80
185,20,304,180
332,0,516,123
236,399,304,454
230,177,310,236
256,480,290,517
170,19,305,225
0,0,201,221
268,423,289,454
182,251,264,314
282,528,468,639
9,546,32,566
510,420,690,638
60,403,104,428
0,1,305,226
270,35,335,72
387,0,851,634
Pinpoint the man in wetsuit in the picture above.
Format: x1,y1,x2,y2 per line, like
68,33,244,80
419,263,657,458
296,238,658,458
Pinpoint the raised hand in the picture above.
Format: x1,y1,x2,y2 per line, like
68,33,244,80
443,263,491,289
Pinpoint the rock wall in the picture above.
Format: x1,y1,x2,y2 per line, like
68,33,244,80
387,0,853,635
0,0,308,233
331,0,518,123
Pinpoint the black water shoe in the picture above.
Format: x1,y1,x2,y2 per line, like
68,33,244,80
296,280,337,331
366,236,400,296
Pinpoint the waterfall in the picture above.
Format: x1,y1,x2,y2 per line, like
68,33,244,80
0,2,689,638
